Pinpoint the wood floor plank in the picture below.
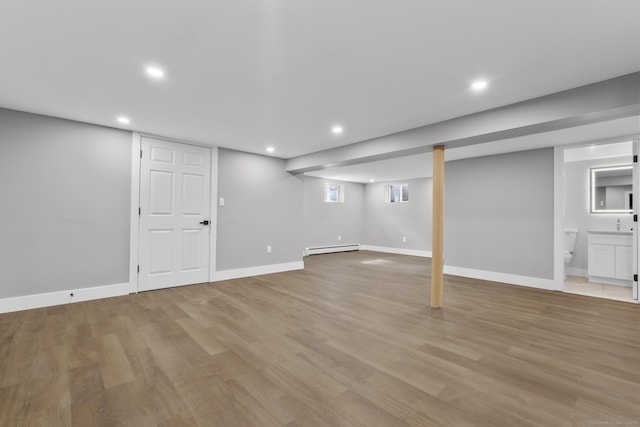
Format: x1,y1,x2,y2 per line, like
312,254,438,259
233,370,303,425
97,333,136,389
1,250,638,426
328,389,410,427
69,363,107,426
176,317,227,356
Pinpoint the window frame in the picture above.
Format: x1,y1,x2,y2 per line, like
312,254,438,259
386,183,409,203
324,183,344,203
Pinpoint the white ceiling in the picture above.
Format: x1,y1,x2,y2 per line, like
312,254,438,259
0,1,638,159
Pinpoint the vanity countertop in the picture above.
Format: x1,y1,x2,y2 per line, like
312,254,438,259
588,230,633,235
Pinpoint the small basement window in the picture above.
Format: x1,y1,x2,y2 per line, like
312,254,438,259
324,183,344,202
387,184,409,203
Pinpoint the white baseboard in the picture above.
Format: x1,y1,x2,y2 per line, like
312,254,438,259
213,261,304,282
587,275,633,287
443,265,559,291
360,245,432,258
565,267,587,277
0,282,130,314
1,261,305,313
316,245,560,291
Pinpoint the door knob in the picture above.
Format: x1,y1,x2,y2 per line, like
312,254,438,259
199,220,210,225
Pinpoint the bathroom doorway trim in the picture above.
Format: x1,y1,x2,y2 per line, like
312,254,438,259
554,135,640,303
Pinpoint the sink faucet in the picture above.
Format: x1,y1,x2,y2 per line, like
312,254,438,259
616,218,621,231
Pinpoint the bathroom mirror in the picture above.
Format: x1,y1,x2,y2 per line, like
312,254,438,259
590,165,633,214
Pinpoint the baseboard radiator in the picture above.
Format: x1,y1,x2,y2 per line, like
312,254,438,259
304,243,360,256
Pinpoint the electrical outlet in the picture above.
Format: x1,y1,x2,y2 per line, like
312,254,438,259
338,235,342,241
219,198,225,207
267,245,272,254
402,236,407,243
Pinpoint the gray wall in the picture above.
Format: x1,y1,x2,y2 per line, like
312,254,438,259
444,148,554,279
0,108,132,298
217,149,304,270
0,107,566,302
564,156,633,275
363,178,432,251
303,176,364,247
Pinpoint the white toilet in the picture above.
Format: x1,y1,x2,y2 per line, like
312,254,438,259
563,228,578,278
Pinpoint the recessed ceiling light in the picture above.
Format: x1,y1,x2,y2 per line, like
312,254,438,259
369,179,375,183
332,125,344,135
117,116,131,125
145,66,165,79
471,80,488,91
266,147,275,153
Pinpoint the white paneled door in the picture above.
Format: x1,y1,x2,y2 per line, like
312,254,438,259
139,137,211,291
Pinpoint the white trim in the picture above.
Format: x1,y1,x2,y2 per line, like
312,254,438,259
137,132,215,149
213,261,304,282
443,265,559,291
554,146,565,291
0,283,130,314
361,246,558,290
360,245,432,258
556,135,640,300
587,275,633,287
634,138,639,301
129,132,142,294
209,147,219,282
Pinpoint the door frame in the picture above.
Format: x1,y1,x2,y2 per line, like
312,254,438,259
128,132,218,294
554,134,640,302
634,140,639,300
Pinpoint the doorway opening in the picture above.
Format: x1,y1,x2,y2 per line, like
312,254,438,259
561,139,638,303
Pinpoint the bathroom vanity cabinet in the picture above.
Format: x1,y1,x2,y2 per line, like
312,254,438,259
587,231,633,286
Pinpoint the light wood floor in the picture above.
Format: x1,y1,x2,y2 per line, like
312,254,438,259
564,275,635,303
1,251,639,426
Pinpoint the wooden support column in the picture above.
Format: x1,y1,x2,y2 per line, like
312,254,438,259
431,145,445,308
